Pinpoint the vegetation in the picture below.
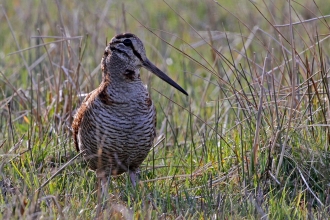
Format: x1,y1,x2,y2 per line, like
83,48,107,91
1,0,330,219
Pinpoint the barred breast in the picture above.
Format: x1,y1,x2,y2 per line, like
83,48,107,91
72,33,187,185
72,76,156,176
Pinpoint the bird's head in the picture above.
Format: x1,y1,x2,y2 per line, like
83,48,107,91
101,33,188,96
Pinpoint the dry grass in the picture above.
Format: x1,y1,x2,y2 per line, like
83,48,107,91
1,0,330,219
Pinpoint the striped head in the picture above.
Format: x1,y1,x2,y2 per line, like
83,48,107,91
101,33,188,96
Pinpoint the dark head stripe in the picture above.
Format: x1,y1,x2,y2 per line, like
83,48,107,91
111,33,144,62
115,33,136,39
130,45,143,62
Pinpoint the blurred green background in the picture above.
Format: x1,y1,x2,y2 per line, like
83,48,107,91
1,0,330,219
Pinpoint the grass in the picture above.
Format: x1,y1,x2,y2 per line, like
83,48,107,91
1,0,330,219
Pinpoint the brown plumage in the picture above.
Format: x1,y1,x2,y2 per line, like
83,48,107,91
72,33,187,186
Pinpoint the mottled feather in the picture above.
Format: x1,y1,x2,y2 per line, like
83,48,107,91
72,33,186,183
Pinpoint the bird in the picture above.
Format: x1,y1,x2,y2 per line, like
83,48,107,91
72,33,188,187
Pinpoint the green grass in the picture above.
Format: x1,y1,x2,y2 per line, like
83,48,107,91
1,0,330,219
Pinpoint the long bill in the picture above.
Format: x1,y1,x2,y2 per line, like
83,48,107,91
142,59,188,96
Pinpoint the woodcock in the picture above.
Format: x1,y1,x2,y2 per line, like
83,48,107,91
72,33,188,186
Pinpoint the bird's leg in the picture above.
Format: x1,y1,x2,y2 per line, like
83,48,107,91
129,170,138,187
96,170,108,216
100,177,108,199
96,170,108,196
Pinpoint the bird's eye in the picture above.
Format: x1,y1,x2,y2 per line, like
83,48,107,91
122,39,132,46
